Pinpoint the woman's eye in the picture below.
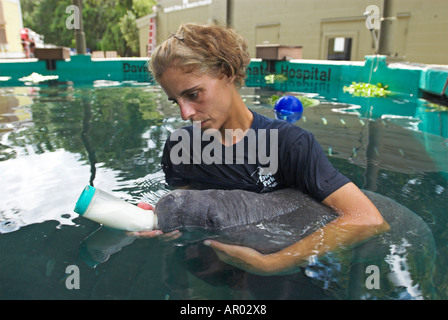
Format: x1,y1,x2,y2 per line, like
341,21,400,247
189,92,198,100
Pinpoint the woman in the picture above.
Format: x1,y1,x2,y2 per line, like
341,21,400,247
136,23,389,276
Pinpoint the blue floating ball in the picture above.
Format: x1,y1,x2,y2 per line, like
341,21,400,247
274,95,303,123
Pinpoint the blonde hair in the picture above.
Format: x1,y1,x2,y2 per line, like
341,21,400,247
149,23,251,88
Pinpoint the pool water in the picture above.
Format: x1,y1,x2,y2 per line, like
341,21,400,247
0,82,447,300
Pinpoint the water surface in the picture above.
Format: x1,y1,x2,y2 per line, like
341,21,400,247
0,82,447,299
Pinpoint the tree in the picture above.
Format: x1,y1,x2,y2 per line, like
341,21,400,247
118,0,156,56
21,0,155,56
22,0,73,47
119,10,139,56
132,0,156,18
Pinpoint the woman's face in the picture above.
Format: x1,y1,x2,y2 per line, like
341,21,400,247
158,67,239,132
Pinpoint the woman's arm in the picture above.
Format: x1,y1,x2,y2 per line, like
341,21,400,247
204,182,390,276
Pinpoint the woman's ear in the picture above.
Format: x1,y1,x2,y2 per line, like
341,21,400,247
217,66,236,84
225,74,236,86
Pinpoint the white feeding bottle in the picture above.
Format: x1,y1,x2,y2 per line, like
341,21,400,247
74,185,157,232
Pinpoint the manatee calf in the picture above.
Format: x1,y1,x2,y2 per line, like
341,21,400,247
155,188,436,299
155,188,338,253
155,188,434,256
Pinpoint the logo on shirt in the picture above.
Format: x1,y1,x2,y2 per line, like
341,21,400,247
251,166,279,189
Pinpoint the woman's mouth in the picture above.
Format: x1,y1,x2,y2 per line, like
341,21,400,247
192,119,209,128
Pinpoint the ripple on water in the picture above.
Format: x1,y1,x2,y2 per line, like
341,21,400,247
0,220,20,233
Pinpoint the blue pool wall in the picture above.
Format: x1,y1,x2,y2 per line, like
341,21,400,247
246,55,447,98
1,54,447,138
1,54,447,98
0,55,152,86
1,54,446,175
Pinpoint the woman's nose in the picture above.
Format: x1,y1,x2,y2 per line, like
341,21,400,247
178,102,196,121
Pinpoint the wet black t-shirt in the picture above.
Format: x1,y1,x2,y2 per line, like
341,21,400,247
161,110,350,201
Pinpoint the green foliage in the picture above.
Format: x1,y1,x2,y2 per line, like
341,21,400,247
264,74,288,84
425,102,448,112
21,0,155,57
22,0,72,47
343,82,391,97
132,0,156,17
119,11,139,55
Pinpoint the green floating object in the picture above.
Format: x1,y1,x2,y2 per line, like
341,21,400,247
343,82,391,97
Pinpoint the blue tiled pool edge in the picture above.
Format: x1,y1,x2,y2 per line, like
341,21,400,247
1,55,447,98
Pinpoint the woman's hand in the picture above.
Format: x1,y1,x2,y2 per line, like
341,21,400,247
203,240,273,276
137,202,155,211
128,202,182,240
203,183,390,276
